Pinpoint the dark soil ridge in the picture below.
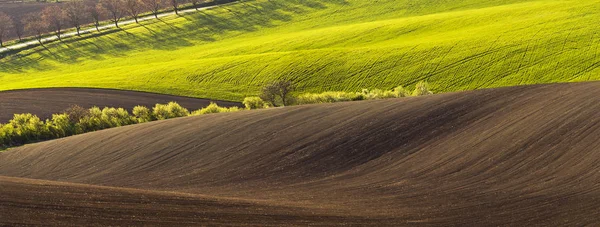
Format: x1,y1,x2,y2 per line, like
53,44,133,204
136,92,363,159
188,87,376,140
1,82,600,225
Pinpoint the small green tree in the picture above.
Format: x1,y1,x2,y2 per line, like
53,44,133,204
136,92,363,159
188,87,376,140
260,80,295,107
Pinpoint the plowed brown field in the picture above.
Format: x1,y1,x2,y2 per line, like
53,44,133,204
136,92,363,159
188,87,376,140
1,82,600,226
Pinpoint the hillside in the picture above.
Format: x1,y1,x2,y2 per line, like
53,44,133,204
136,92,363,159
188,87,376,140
2,82,600,225
1,0,599,101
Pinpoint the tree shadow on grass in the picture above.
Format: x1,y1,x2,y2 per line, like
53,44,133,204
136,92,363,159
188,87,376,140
0,0,348,73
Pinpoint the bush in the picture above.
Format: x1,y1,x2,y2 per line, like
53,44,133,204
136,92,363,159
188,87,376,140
191,103,242,116
243,97,269,109
296,91,363,105
225,106,242,113
78,106,104,132
392,86,410,98
153,102,189,120
132,105,152,123
101,107,135,127
412,81,434,96
7,113,49,145
360,89,390,100
192,102,225,115
46,114,75,138
0,124,13,147
152,103,170,120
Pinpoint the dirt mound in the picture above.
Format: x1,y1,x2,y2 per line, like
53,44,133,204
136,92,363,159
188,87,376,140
0,88,241,122
2,82,600,225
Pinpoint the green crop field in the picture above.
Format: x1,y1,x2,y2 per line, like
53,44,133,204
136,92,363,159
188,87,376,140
1,0,599,101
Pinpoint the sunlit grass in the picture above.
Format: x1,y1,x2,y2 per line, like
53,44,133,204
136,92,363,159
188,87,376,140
1,0,599,101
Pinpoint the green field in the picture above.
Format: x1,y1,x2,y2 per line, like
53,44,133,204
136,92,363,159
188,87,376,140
1,0,599,101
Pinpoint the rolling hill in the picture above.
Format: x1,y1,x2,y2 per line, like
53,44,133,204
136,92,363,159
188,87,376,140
1,0,599,101
2,82,600,225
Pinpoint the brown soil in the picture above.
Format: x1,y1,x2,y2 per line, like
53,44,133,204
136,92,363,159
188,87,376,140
1,82,600,225
0,88,241,123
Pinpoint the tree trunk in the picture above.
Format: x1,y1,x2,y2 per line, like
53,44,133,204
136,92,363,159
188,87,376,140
281,96,286,107
95,23,100,32
77,27,80,36
135,17,138,23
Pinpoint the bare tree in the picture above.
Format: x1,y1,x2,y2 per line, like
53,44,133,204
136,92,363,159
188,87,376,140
171,0,179,15
65,1,86,36
191,0,207,10
190,0,199,10
142,0,165,18
100,0,125,28
13,16,24,42
260,80,295,107
0,12,14,47
41,5,66,39
24,13,48,44
63,105,90,124
125,0,142,23
88,3,105,32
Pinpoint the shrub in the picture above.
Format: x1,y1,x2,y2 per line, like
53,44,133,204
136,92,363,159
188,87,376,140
0,124,12,147
193,102,225,115
412,81,434,96
8,113,49,145
153,102,189,120
243,97,269,109
78,106,104,132
152,103,170,120
392,86,410,97
360,89,389,100
132,105,152,123
168,102,190,117
101,107,135,127
191,103,242,115
46,113,75,138
225,106,242,113
296,91,363,105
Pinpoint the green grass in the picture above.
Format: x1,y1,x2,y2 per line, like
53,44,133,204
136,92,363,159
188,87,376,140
1,0,600,101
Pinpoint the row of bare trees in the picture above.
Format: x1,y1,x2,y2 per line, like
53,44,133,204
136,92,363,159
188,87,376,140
0,0,208,46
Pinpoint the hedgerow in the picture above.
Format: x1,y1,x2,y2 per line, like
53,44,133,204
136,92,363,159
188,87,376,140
0,82,433,150
295,82,431,105
0,102,235,150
